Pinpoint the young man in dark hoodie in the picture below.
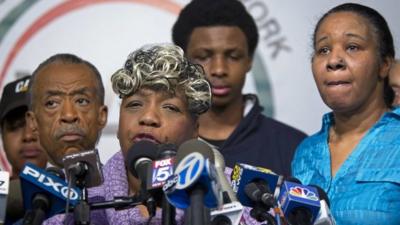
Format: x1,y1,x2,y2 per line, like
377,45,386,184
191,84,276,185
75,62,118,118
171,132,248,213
172,0,307,176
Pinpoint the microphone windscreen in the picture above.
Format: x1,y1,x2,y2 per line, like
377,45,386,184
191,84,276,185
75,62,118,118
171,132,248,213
6,179,24,221
125,141,159,178
158,143,177,158
310,185,330,207
243,182,260,202
175,139,214,164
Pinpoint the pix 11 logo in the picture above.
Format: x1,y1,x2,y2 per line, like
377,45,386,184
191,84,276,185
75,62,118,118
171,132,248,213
289,186,319,201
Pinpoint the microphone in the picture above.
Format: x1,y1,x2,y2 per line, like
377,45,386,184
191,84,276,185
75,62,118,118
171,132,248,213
125,140,159,217
163,139,222,225
210,201,243,225
147,143,176,201
158,143,178,158
63,149,103,225
231,163,280,208
126,141,159,180
273,176,301,201
163,139,221,208
211,201,243,225
212,149,237,204
230,163,281,224
173,139,215,165
19,163,81,224
210,149,243,225
5,179,25,223
311,185,336,225
152,143,178,225
278,181,321,225
244,182,275,208
62,149,103,188
0,171,10,223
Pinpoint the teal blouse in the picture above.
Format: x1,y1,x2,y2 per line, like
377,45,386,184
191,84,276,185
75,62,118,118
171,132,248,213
292,108,400,225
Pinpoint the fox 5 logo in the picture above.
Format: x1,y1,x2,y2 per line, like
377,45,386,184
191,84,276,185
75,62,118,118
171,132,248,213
151,158,174,187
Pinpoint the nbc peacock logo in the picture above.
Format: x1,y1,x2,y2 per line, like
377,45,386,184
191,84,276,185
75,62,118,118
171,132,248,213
289,186,319,201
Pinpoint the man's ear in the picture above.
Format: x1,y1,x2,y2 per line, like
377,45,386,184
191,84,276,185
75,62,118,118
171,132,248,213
98,105,108,128
26,110,38,132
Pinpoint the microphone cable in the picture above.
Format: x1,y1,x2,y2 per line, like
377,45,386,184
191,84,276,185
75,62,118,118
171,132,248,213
146,215,154,225
145,196,156,225
64,162,86,225
64,172,74,225
273,175,285,225
144,195,156,225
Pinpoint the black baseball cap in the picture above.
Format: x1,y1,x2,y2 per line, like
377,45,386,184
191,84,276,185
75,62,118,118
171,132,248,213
0,76,31,124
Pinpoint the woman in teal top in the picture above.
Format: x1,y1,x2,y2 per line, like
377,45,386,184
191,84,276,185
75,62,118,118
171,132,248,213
291,3,400,225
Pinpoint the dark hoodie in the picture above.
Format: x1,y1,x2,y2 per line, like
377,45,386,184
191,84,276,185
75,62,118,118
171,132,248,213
202,94,307,177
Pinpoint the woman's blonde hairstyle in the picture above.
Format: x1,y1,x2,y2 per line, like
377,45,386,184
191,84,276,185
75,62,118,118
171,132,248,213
111,44,211,115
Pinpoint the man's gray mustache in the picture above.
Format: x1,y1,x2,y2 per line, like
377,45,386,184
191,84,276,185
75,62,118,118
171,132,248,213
54,125,85,139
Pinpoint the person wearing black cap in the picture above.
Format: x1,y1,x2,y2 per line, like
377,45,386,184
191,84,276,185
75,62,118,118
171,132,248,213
0,75,47,179
0,76,48,224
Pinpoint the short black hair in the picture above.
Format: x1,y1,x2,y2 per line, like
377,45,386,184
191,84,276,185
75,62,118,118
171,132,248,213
29,53,105,108
172,0,259,57
313,3,395,107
